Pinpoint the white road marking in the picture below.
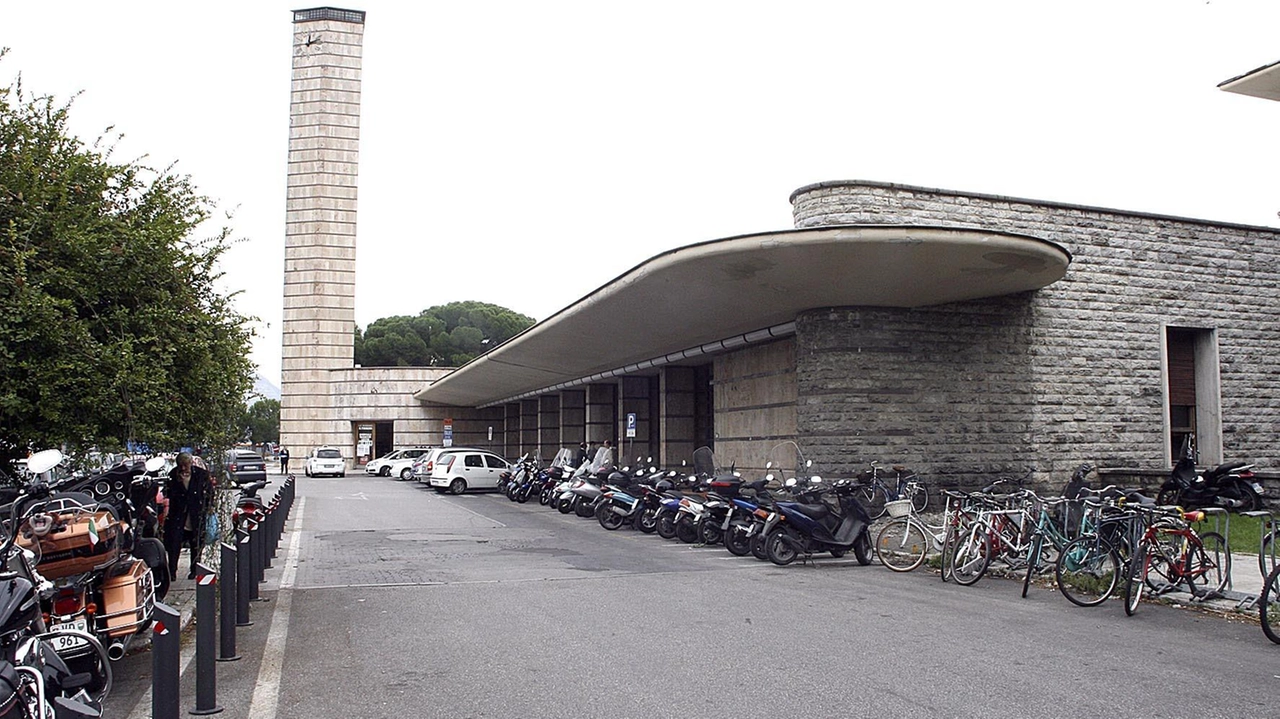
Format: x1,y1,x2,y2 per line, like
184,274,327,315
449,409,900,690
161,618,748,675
247,496,306,719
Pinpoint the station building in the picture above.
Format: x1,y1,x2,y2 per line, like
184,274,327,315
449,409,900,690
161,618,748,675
278,8,1279,492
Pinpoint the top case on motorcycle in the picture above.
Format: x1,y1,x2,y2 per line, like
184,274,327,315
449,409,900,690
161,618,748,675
16,505,121,580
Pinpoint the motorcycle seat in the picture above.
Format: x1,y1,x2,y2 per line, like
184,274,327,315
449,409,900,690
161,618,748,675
1203,462,1251,481
791,503,831,520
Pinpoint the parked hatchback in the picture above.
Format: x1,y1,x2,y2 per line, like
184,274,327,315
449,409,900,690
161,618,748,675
225,449,268,485
428,450,510,494
365,447,431,477
305,446,346,477
412,447,476,482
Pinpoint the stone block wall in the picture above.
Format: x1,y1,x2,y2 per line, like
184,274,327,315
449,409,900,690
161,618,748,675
713,340,798,474
790,180,1280,488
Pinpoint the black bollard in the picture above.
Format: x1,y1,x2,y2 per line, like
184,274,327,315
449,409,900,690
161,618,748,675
152,602,181,719
247,521,261,599
190,562,223,715
218,543,240,662
236,529,253,626
263,505,274,571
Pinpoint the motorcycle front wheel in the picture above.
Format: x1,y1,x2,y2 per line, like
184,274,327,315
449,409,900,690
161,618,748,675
634,507,658,534
767,531,799,566
598,507,627,531
854,532,873,566
656,510,678,539
675,516,700,544
724,522,753,556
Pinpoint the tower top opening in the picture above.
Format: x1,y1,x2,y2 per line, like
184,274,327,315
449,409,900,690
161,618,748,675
293,7,365,24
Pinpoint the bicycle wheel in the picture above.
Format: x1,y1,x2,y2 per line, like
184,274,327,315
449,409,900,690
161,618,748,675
950,526,991,586
1055,536,1121,607
1123,543,1147,616
1261,529,1280,580
1022,533,1043,598
861,483,889,519
1261,562,1280,645
875,517,928,572
939,518,957,583
1185,531,1230,597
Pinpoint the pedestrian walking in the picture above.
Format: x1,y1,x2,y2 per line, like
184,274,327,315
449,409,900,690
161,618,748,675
165,452,212,580
279,446,290,475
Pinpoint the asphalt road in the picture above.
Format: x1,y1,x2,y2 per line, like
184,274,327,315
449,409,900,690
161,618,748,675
107,473,1278,719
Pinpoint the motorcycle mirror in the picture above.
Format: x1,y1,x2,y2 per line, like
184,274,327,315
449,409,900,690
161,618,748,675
27,449,63,476
806,459,813,468
766,473,775,481
144,457,167,474
766,461,773,469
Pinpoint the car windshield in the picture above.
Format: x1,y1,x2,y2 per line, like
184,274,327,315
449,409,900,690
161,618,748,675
317,449,341,459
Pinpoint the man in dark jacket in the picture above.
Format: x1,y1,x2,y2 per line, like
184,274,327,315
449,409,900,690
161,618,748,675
166,452,212,580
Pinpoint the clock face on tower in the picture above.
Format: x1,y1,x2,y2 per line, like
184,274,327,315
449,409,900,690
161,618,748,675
294,32,323,56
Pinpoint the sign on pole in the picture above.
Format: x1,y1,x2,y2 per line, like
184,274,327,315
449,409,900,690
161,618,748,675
626,413,637,439
443,418,454,448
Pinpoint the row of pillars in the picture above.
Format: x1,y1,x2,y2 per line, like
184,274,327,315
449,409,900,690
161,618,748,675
151,475,298,717
486,366,711,468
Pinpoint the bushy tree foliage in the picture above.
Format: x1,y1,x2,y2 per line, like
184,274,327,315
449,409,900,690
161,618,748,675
239,398,280,445
355,301,534,368
0,61,255,471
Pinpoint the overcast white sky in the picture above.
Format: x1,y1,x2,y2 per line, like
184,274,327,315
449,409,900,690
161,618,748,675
6,1,1280,386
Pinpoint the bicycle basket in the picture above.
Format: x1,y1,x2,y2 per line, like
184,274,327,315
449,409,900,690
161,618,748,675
885,499,912,519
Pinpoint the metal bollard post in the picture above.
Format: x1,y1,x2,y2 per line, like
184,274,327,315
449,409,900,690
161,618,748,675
236,529,253,626
247,521,261,599
263,505,274,571
218,543,240,662
190,562,223,715
152,601,181,719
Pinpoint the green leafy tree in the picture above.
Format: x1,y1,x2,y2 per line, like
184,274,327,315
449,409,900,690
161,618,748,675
239,398,280,445
0,60,255,472
355,300,534,367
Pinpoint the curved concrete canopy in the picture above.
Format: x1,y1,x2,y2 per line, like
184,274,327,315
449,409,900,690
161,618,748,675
415,225,1071,407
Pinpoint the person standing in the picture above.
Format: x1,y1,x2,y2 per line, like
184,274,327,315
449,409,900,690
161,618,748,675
165,452,212,580
279,446,290,475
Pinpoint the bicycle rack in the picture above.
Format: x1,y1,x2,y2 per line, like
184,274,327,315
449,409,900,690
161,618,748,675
1237,508,1275,611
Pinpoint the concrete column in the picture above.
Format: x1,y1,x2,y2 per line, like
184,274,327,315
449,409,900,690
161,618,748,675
520,400,539,456
585,384,616,447
559,390,586,449
618,376,656,464
538,395,561,461
660,367,697,468
279,7,367,459
504,403,521,457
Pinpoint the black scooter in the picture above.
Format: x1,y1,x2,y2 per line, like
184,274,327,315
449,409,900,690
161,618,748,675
1158,436,1263,511
765,478,874,566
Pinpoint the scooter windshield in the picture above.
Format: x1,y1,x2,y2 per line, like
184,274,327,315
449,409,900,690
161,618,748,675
692,446,717,477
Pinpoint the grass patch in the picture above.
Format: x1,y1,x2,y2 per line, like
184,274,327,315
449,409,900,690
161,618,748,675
1191,513,1274,555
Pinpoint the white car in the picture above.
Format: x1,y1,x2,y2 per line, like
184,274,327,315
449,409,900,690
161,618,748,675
411,447,474,482
365,447,431,477
428,450,510,494
305,446,346,477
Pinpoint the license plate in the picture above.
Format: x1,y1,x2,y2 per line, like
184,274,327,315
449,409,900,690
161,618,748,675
50,618,89,651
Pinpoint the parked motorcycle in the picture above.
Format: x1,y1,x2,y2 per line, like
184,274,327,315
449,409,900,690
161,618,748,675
13,451,162,664
232,477,271,531
0,449,113,717
765,476,874,566
1158,435,1263,511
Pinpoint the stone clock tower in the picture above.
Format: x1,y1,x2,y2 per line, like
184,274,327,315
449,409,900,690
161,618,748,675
278,7,366,458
